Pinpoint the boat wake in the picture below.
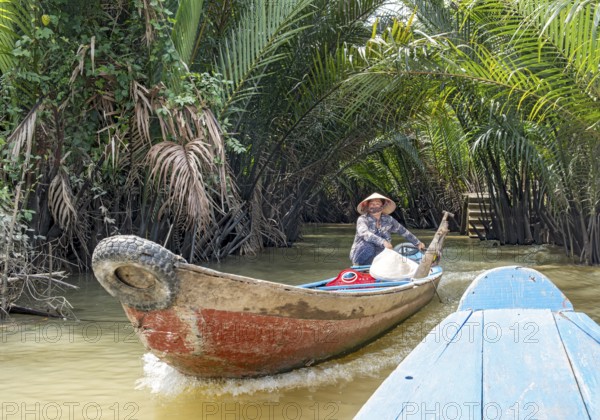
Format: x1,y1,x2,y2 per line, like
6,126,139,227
435,269,484,304
136,340,414,397
134,271,483,397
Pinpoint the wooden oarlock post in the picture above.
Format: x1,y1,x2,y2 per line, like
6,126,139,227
414,211,454,279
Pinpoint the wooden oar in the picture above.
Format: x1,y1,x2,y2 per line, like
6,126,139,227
414,211,454,301
414,211,453,278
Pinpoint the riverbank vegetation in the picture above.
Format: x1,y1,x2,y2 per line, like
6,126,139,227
1,0,599,283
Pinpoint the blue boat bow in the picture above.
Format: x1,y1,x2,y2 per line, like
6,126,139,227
356,265,600,420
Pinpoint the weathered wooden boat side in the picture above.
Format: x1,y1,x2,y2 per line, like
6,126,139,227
124,264,442,378
356,266,600,420
92,235,443,378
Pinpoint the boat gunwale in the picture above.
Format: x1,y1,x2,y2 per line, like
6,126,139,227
176,262,443,297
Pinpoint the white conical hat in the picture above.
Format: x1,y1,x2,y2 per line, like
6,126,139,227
357,193,397,215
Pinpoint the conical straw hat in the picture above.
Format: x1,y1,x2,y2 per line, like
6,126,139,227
357,193,397,215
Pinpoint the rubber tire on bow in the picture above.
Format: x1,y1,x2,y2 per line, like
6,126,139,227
92,235,184,311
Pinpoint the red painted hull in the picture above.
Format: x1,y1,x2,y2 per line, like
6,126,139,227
119,264,442,378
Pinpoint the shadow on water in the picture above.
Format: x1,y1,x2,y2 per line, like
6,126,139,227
2,224,599,419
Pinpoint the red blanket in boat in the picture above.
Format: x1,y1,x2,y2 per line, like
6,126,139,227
326,269,376,287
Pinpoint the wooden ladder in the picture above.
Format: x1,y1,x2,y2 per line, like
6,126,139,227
461,193,492,238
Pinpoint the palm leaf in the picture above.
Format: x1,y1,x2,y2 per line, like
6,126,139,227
452,0,600,130
146,140,215,229
0,0,32,74
48,169,78,232
171,0,205,66
215,0,315,116
6,102,40,160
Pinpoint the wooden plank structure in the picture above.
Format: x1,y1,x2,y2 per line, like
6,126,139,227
355,266,600,419
461,192,492,238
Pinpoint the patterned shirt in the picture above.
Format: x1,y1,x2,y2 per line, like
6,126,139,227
349,213,420,263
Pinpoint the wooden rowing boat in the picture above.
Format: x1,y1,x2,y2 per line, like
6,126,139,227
356,265,600,419
90,215,451,378
91,239,442,378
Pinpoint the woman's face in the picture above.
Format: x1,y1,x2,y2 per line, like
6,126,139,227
367,199,384,214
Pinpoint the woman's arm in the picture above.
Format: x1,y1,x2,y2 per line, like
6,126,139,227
389,218,423,248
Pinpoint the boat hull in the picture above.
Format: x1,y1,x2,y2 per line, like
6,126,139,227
121,264,441,377
92,235,442,378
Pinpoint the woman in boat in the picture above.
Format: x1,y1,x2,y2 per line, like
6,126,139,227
350,193,426,266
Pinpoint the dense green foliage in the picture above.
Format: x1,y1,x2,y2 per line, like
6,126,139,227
413,0,600,263
1,0,237,266
1,0,402,267
335,0,600,263
1,0,600,267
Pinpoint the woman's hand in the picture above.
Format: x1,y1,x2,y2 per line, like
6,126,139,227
383,241,393,249
417,242,426,251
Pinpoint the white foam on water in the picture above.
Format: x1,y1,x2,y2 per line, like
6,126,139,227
420,269,482,304
134,270,481,398
136,340,412,398
135,353,194,395
438,269,482,285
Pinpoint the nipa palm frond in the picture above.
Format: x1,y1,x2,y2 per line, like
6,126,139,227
147,97,232,219
171,0,205,66
453,0,600,129
0,0,32,74
215,0,315,116
516,0,600,90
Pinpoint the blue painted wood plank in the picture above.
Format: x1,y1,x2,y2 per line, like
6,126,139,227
555,312,600,418
561,312,600,345
393,311,483,420
482,309,588,419
340,287,391,292
355,310,481,420
316,281,411,291
297,278,333,288
459,266,573,312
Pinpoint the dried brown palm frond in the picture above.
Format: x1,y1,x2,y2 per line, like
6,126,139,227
69,42,90,85
48,169,79,232
154,102,225,160
126,81,157,184
128,118,151,169
6,102,40,161
144,86,236,228
146,140,216,229
2,102,38,303
48,168,90,268
136,0,160,46
131,81,153,149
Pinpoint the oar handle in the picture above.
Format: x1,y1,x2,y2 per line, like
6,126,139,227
441,211,455,222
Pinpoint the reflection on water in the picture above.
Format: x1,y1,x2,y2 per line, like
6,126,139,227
1,224,599,419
